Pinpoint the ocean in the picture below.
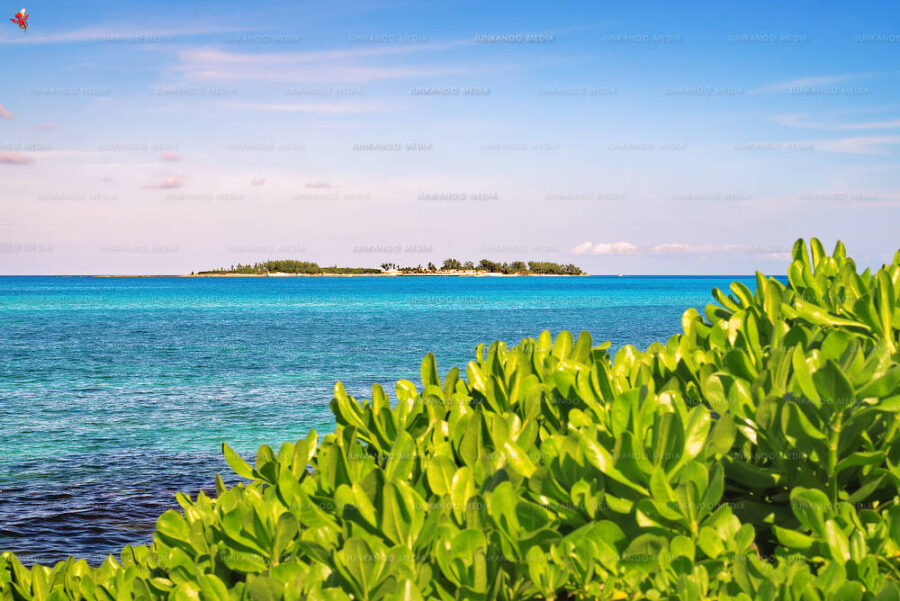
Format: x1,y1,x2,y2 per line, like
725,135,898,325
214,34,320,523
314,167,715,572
0,274,762,564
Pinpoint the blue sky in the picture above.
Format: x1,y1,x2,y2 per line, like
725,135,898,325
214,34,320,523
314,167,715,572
1,0,898,274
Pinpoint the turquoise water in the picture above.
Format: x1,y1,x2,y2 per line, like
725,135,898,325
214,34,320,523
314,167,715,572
0,275,760,563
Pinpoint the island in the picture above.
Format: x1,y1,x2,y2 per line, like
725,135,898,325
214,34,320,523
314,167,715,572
187,259,586,276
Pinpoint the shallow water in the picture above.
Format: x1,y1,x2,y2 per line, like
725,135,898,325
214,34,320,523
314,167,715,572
0,274,764,563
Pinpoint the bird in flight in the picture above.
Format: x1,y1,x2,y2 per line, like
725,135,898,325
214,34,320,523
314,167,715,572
9,8,28,32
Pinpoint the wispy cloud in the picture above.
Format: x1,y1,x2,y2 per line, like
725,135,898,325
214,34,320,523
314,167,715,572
799,188,900,206
143,176,183,189
573,242,787,257
752,73,869,94
572,242,638,255
0,103,12,120
224,101,382,114
0,24,250,45
776,113,900,130
813,136,900,155
159,152,181,162
173,41,474,83
0,152,33,165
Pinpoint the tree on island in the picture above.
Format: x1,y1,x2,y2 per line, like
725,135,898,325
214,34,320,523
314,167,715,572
477,259,501,272
198,258,583,276
508,260,528,273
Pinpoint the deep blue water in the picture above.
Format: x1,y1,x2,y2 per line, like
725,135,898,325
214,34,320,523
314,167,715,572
0,275,760,563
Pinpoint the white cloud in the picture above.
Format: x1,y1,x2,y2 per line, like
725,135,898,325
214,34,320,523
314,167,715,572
0,152,32,165
172,41,475,84
752,73,866,94
574,242,640,255
224,102,381,115
0,24,249,45
572,242,789,256
143,176,183,189
813,136,900,155
757,252,793,262
775,113,900,130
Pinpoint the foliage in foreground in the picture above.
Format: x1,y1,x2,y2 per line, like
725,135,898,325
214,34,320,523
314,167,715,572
3,238,900,601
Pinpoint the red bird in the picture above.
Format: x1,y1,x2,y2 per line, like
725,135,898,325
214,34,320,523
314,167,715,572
9,8,27,32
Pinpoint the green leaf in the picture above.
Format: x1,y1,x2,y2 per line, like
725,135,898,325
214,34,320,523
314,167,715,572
426,455,457,496
790,487,832,536
810,238,826,267
773,526,815,550
788,299,870,331
835,451,885,475
705,414,736,457
488,482,520,537
699,464,724,519
572,331,593,364
833,582,864,601
450,467,476,523
223,443,255,480
791,346,821,406
388,580,425,601
669,536,695,561
335,483,378,528
697,527,724,559
886,506,900,548
874,583,900,601
332,382,368,432
552,331,574,360
813,360,854,411
622,534,668,573
873,395,900,412
857,367,900,398
792,238,809,264
824,520,850,565
156,510,191,545
878,271,896,344
420,353,441,389
457,413,483,468
272,513,299,560
786,403,827,441
384,431,416,482
847,473,886,505
334,537,390,601
579,432,649,496
683,406,711,462
502,440,536,478
380,483,414,547
221,550,267,574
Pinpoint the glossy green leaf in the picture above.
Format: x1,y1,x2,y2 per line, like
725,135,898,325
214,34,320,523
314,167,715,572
223,443,255,480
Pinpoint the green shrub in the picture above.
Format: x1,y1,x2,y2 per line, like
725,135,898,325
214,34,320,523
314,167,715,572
3,238,900,601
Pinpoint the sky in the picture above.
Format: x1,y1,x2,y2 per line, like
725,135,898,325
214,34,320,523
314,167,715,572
0,0,898,275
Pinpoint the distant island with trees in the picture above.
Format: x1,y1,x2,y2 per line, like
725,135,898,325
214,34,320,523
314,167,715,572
191,259,585,276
